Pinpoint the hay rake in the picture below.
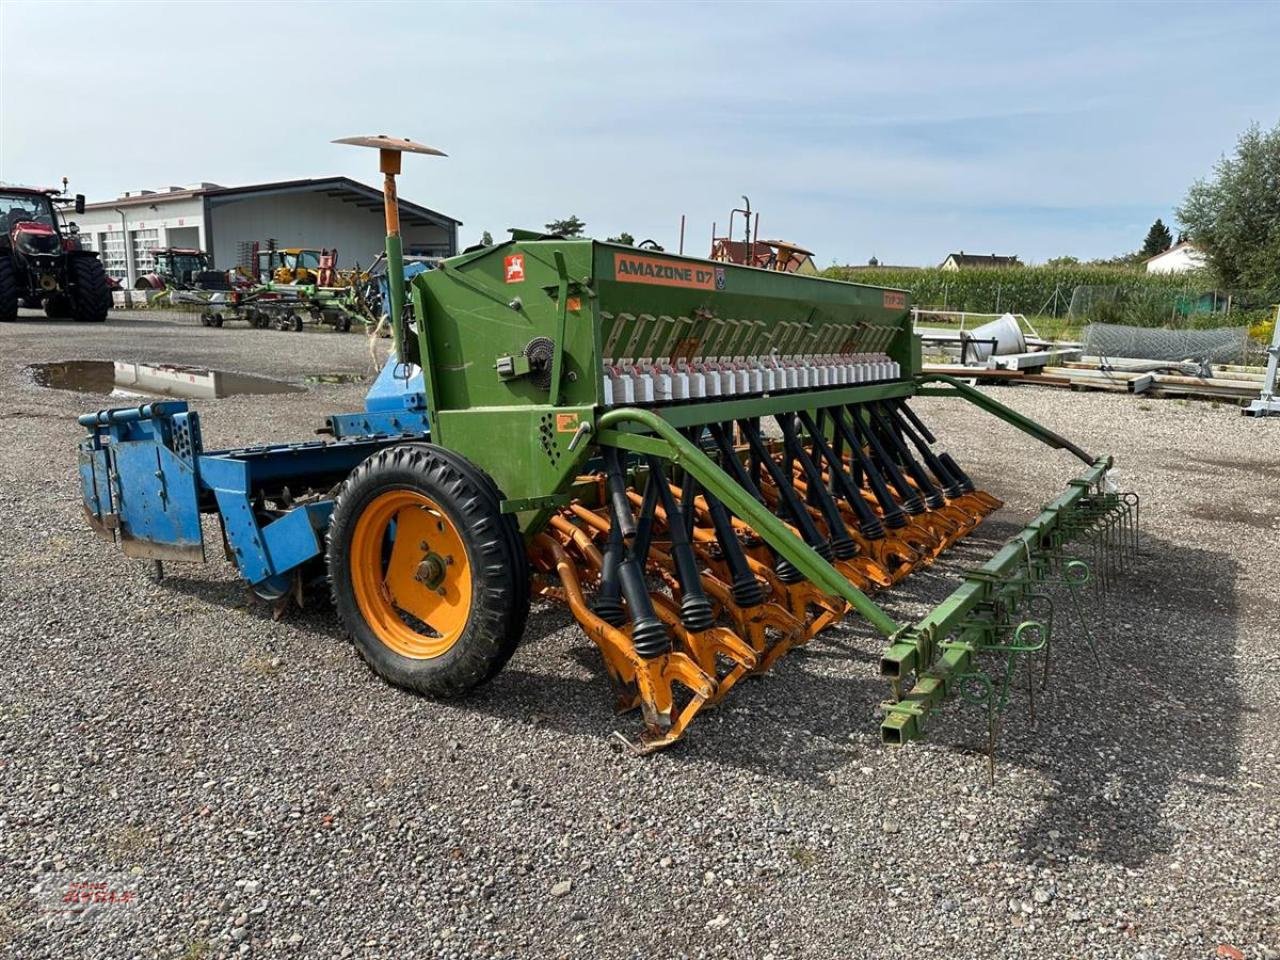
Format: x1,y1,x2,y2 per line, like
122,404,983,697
75,137,1137,756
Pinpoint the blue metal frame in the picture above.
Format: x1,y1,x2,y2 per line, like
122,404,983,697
77,356,432,590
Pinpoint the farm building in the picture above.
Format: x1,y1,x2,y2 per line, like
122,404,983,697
709,238,819,274
1145,241,1208,275
939,251,1022,270
68,177,460,286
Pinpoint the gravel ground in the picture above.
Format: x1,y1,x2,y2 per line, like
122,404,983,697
1,309,1277,960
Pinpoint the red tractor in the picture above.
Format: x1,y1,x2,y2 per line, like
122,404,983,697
0,185,110,323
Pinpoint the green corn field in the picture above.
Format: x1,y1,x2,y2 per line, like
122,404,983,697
820,265,1269,328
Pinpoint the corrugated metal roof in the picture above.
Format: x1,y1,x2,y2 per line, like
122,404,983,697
80,176,460,227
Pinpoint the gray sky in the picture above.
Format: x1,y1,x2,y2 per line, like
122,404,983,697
2,0,1277,265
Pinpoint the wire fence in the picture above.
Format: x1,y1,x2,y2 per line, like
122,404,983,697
1082,322,1251,364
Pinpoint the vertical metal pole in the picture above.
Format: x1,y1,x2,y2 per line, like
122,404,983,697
115,208,137,289
380,148,407,367
678,214,686,256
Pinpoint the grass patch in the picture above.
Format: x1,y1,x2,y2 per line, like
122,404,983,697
788,844,818,868
241,653,282,678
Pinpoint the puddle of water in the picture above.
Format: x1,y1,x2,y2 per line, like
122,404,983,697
303,373,367,385
29,361,304,399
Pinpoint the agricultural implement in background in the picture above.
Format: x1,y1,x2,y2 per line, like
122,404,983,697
200,281,362,332
200,244,368,331
76,137,1137,756
135,248,230,293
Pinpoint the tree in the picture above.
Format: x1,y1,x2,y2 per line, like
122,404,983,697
480,230,494,246
1177,120,1280,291
606,232,635,246
545,215,586,238
1088,251,1144,268
1140,219,1173,258
1045,255,1080,267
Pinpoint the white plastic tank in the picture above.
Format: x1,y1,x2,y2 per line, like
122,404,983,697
961,313,1026,362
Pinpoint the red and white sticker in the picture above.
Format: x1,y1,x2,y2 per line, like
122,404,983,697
504,254,525,283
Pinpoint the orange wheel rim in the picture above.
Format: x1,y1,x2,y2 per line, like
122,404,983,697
350,489,472,659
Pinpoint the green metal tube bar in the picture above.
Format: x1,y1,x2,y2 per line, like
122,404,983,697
595,407,901,638
914,374,1094,466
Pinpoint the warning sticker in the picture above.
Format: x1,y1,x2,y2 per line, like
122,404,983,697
556,413,580,433
504,254,525,284
882,291,907,310
614,252,717,290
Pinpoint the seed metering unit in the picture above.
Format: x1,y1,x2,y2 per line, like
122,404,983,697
77,137,1138,754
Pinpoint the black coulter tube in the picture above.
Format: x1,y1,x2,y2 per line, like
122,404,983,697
938,452,977,494
831,406,908,529
868,402,944,509
846,404,924,514
777,413,856,560
604,446,638,540
679,460,698,541
887,400,965,499
593,515,626,626
708,421,793,582
678,430,765,606
895,398,937,444
602,447,669,657
631,470,660,573
709,422,764,504
683,465,765,607
644,456,715,632
738,418,832,581
798,409,885,539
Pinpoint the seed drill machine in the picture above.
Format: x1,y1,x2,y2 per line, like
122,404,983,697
77,137,1137,752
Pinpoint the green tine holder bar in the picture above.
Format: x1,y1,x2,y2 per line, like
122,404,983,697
880,456,1112,744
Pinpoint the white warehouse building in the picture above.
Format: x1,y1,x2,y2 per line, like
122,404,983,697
71,177,460,285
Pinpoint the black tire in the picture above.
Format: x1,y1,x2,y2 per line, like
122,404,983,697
289,312,304,332
70,257,110,323
211,313,224,328
44,293,73,319
200,312,212,327
327,443,529,697
336,314,352,333
0,257,17,322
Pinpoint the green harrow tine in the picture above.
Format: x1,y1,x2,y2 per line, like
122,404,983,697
879,457,1139,747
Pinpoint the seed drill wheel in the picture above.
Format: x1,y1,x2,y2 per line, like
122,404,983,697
327,443,529,697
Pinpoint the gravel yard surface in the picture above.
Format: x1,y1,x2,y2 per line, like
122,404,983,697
1,309,1277,959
